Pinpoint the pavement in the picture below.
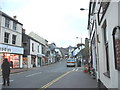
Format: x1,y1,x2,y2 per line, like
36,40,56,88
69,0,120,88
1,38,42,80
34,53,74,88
0,68,29,76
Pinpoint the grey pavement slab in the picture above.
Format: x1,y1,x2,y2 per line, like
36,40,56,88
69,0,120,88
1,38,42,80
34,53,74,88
48,71,97,88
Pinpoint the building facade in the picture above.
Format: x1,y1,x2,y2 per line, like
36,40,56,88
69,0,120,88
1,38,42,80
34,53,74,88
22,31,47,68
0,11,24,69
88,0,120,89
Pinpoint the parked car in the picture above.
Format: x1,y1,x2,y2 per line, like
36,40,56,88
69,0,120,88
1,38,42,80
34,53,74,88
66,59,76,67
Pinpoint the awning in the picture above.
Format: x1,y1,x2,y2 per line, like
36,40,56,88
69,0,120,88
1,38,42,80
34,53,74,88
37,54,45,57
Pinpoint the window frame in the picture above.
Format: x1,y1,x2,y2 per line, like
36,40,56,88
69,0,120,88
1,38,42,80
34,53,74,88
32,43,34,52
5,17,10,28
38,45,39,53
97,1,110,25
12,34,16,45
13,21,17,30
4,32,10,43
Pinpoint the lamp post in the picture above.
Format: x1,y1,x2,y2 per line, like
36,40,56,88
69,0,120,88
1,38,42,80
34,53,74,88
80,8,88,11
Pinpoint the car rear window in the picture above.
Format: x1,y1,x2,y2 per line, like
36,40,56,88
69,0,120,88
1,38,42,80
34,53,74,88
67,59,75,62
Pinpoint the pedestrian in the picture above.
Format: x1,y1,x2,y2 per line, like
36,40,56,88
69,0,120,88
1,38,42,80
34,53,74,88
10,61,13,69
1,58,10,86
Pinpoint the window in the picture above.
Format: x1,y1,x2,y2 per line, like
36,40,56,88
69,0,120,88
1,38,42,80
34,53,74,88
32,43,34,52
102,20,110,77
38,45,40,53
23,43,27,47
12,35,16,44
42,46,45,54
98,1,110,25
4,32,10,43
13,22,17,30
5,18,10,28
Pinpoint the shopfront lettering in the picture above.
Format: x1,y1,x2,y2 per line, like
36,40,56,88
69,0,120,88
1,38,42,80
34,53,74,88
0,47,11,53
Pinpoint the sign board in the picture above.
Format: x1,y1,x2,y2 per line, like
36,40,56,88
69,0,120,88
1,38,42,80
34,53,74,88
0,44,23,54
113,26,120,71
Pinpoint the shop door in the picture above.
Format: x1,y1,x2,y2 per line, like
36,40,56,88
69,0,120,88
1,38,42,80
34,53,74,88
39,57,42,66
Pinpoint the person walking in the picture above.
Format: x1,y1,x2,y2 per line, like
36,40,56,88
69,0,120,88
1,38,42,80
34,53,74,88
1,58,10,86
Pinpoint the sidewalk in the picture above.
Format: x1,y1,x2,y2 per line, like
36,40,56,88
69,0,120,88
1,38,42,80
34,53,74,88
0,68,29,76
10,68,29,74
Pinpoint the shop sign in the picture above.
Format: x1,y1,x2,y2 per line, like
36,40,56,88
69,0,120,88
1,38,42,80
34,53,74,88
0,44,23,54
113,26,120,71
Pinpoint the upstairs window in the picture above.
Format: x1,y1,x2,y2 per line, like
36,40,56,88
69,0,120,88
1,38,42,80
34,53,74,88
38,45,39,53
98,1,110,25
12,35,16,44
5,18,10,28
32,43,34,52
13,22,17,30
4,32,10,43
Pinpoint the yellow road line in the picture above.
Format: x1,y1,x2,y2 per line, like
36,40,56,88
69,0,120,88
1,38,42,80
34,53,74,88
40,71,72,89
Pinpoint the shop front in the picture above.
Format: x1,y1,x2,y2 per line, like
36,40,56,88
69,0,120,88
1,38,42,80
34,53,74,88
0,44,24,69
37,54,45,66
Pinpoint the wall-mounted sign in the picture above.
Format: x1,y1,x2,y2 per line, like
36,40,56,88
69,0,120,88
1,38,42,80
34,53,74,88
113,26,120,71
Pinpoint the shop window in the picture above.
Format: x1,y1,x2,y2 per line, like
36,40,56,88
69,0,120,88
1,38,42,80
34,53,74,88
4,32,10,43
102,20,110,78
12,35,16,44
112,26,120,71
13,21,17,30
5,17,10,28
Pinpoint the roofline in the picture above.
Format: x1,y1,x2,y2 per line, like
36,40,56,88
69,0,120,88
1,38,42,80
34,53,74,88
22,33,45,46
0,10,23,25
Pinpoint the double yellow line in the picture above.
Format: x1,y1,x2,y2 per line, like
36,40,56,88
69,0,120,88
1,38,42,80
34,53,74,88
39,71,72,89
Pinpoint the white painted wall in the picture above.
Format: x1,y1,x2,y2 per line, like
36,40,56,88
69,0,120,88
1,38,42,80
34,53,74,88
30,39,42,55
29,39,42,67
97,2,119,88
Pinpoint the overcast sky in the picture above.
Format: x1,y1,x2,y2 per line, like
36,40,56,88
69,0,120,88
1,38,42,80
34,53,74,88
0,0,89,48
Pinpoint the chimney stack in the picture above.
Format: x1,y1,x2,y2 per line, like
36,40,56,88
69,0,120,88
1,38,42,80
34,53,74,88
13,16,17,19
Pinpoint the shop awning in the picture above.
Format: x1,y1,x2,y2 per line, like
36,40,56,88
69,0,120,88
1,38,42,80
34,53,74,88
37,54,45,57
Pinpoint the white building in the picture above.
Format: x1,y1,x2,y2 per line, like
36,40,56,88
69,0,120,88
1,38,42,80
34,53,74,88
0,11,23,69
88,0,120,89
27,38,42,68
28,32,48,67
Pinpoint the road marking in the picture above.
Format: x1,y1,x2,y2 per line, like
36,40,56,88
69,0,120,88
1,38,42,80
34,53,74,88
25,72,42,77
40,71,72,89
72,68,76,71
75,68,79,71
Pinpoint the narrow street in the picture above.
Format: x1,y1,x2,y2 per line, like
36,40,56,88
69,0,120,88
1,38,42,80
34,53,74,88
1,59,97,89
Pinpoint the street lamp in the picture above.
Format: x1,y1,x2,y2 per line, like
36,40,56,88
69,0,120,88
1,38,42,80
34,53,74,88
80,8,88,11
